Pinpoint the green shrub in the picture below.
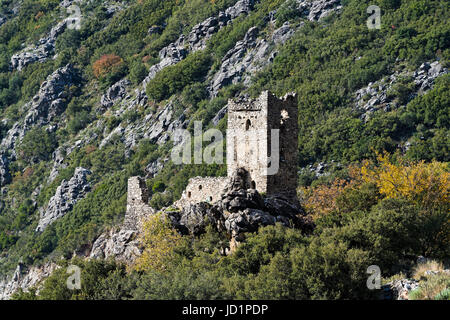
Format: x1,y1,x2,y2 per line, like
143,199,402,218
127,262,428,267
17,127,57,163
146,51,212,101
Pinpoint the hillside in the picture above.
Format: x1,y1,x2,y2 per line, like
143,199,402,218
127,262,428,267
0,0,449,300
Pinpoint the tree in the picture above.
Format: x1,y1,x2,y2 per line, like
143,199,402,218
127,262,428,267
129,60,147,85
361,152,449,210
92,54,127,87
17,127,57,163
133,213,182,273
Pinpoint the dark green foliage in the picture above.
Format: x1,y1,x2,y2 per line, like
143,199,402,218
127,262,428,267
152,181,166,193
146,51,213,101
17,127,57,163
12,258,130,300
129,60,148,85
66,97,92,134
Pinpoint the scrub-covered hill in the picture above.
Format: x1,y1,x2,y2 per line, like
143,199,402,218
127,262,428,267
0,0,448,300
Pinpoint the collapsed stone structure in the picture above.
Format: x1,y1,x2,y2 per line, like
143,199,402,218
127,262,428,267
126,91,306,250
125,177,155,231
173,90,298,207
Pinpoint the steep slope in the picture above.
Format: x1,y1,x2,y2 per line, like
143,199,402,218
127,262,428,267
0,0,448,299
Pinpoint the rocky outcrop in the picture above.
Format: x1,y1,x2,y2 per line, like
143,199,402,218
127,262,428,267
0,154,10,187
142,0,256,87
148,25,165,35
100,79,131,109
211,106,228,126
89,228,141,263
210,20,302,96
0,15,6,28
0,64,77,187
112,88,148,117
355,61,448,120
299,0,343,22
144,157,166,178
209,0,343,96
209,26,260,96
99,100,188,155
89,176,155,263
10,20,67,71
166,168,312,251
36,167,91,232
0,262,58,300
381,279,420,300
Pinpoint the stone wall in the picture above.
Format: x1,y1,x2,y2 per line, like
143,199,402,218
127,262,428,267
125,176,154,231
226,91,298,199
267,92,298,199
227,92,269,193
175,176,229,208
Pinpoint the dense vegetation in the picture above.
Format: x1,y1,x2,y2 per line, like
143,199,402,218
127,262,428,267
0,0,448,299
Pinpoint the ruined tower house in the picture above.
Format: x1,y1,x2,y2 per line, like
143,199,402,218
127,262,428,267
226,91,298,200
128,90,298,211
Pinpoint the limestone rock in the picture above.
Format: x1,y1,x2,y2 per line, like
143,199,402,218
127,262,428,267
0,64,77,187
142,0,256,86
224,208,276,237
89,229,141,263
100,79,131,109
36,167,91,232
305,0,343,21
0,262,58,300
381,279,420,300
10,21,67,71
211,106,228,126
166,168,310,240
209,20,302,96
355,61,448,120
144,157,166,178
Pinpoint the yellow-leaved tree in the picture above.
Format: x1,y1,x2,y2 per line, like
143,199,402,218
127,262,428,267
361,152,449,210
298,165,363,218
133,212,182,273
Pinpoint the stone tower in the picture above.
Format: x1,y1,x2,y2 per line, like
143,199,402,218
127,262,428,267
125,176,154,230
226,91,298,199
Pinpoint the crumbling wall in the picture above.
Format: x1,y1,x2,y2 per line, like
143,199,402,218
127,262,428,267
267,91,298,199
175,176,229,208
125,176,154,231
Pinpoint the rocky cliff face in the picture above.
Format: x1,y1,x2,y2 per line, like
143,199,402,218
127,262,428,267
355,61,448,120
0,64,78,187
36,167,92,232
142,0,257,87
0,262,58,300
10,21,67,71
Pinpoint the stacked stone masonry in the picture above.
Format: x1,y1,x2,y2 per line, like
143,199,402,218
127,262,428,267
175,177,229,208
127,90,298,213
